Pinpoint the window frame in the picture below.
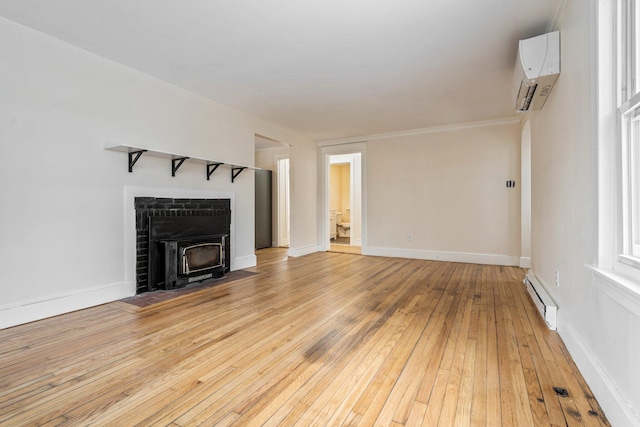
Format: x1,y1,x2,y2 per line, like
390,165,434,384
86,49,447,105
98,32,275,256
591,0,640,327
615,0,640,274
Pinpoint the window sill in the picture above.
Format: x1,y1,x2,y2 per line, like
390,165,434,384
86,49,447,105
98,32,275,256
619,254,640,269
585,264,640,315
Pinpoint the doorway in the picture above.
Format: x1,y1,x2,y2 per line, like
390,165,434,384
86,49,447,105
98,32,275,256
320,143,366,254
329,155,359,250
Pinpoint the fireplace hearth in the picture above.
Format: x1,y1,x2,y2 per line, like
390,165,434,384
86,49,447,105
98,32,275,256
134,197,231,293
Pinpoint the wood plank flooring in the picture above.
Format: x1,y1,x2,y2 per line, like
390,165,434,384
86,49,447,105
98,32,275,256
329,244,362,255
0,248,609,426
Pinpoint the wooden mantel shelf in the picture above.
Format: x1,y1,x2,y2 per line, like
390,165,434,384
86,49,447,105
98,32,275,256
105,144,259,183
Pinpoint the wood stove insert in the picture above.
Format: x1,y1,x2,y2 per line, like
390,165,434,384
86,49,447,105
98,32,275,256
148,215,230,290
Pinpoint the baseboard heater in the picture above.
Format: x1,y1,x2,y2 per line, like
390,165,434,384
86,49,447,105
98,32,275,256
523,271,557,330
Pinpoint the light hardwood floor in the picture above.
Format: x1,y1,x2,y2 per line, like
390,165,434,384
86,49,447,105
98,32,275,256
330,244,362,255
0,248,609,426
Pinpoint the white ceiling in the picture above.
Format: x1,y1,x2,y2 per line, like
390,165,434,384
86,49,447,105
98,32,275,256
0,0,562,141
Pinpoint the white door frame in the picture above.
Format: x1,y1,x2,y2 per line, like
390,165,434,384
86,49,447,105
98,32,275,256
274,154,290,248
319,143,367,252
520,120,531,268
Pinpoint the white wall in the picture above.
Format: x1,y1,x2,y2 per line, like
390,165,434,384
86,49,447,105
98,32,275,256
285,140,319,257
328,163,351,217
329,164,344,212
365,123,522,265
340,164,351,219
528,1,640,425
0,17,316,328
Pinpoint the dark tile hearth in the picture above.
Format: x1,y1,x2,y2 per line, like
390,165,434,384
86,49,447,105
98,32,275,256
121,269,258,307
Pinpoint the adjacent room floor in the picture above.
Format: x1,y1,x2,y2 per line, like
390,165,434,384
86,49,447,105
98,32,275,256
330,237,362,255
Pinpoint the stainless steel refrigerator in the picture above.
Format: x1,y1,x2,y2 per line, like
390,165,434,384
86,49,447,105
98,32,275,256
255,169,272,249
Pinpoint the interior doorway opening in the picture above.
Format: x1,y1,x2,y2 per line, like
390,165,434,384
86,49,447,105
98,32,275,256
320,144,366,254
329,154,361,249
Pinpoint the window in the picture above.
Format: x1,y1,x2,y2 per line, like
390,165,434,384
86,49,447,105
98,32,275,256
618,0,640,268
622,108,640,258
591,0,640,316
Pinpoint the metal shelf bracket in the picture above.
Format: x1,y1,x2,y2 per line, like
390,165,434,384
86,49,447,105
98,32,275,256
206,163,224,180
171,157,189,177
128,150,147,173
231,167,247,183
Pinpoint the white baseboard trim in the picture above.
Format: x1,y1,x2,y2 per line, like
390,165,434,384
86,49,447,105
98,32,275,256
559,320,640,427
0,281,133,330
233,255,257,271
288,244,320,257
363,246,519,266
520,256,531,268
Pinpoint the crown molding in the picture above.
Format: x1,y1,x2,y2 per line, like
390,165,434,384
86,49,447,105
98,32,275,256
317,116,521,146
547,0,569,32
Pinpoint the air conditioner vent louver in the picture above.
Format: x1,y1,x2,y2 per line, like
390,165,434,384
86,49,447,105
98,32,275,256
516,83,538,111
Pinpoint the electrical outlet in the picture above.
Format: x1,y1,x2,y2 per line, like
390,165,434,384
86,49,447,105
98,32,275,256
555,269,560,287
407,234,413,242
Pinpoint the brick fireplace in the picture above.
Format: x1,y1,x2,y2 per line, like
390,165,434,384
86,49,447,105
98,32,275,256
134,197,231,294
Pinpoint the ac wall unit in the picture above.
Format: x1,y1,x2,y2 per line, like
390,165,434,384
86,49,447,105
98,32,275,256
513,31,560,112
